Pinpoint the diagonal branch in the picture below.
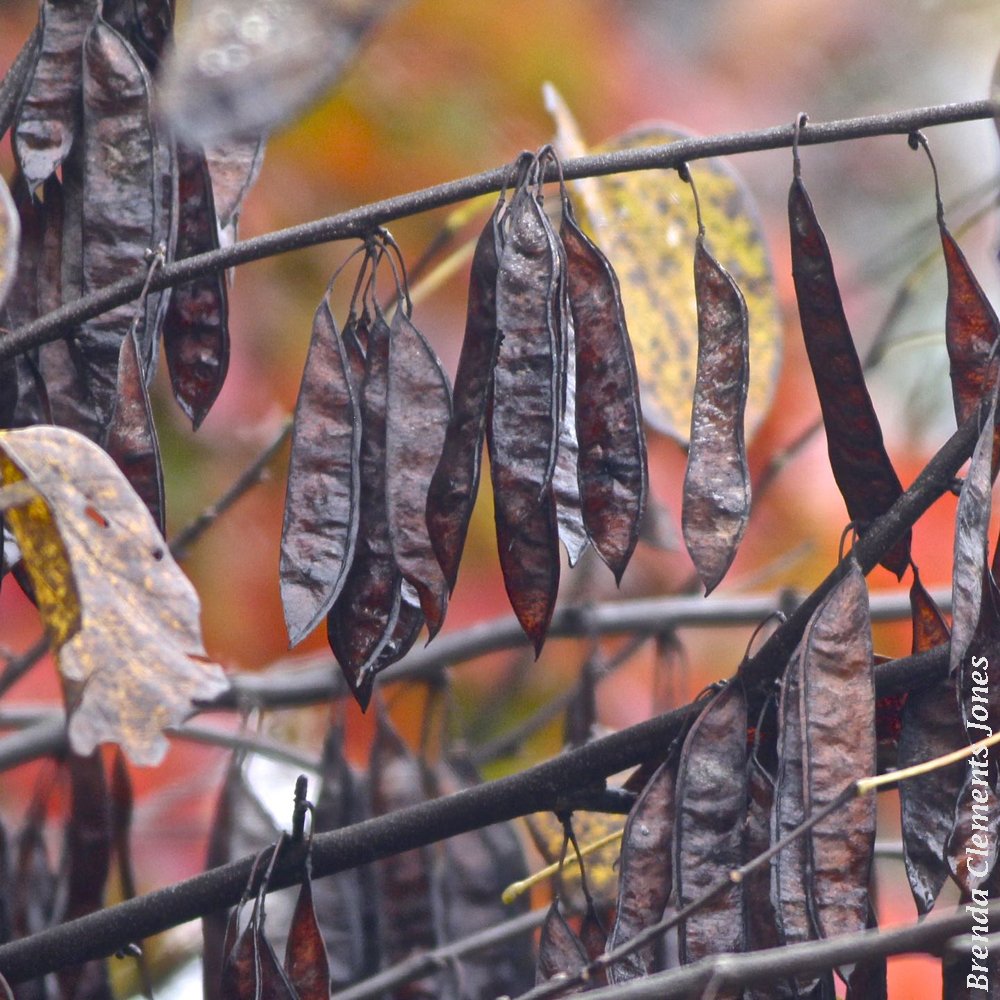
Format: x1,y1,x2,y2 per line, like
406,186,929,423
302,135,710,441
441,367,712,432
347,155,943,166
0,100,992,365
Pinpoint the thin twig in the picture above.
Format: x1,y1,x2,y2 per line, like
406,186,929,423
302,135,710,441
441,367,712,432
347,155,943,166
0,100,992,364
572,902,1000,1000
0,635,50,701
168,419,293,561
330,906,545,1000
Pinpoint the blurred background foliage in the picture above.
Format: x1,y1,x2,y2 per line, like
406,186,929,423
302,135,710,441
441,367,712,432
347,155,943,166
2,0,1000,994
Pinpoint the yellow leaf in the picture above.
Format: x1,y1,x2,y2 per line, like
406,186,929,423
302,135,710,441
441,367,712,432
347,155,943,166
546,89,783,444
0,426,229,765
0,173,18,313
525,810,623,908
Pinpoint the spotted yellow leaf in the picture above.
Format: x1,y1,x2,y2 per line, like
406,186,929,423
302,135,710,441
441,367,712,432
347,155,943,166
0,426,229,765
525,810,623,908
0,174,18,314
545,86,782,444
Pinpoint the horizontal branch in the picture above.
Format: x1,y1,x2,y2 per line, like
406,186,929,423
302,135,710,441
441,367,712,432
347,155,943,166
0,640,951,984
0,99,992,364
578,902,1000,1000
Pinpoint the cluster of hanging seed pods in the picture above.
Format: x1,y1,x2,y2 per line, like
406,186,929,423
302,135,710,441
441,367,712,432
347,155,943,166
280,148,659,707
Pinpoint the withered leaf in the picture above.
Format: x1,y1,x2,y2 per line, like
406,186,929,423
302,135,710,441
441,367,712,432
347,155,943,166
386,307,452,637
163,143,231,428
898,571,964,916
80,18,159,431
789,174,909,579
281,299,360,647
426,202,502,593
674,679,747,967
14,0,99,192
160,0,400,143
0,172,18,314
799,559,876,965
0,425,228,765
606,753,676,984
682,234,751,595
560,197,646,582
104,323,166,533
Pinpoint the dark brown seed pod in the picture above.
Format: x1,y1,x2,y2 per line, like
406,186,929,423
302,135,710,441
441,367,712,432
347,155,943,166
327,308,402,708
906,131,1000,430
605,753,677,984
163,143,230,428
206,135,266,235
369,711,442,999
386,307,452,637
772,646,824,996
898,570,964,916
949,378,998,679
284,860,331,1000
682,230,751,595
744,699,795,1000
435,755,535,1000
788,171,909,579
104,320,165,533
426,201,503,592
14,0,98,192
281,299,361,647
799,558,876,967
536,901,588,993
57,752,114,1000
0,26,41,146
492,181,561,530
674,679,747,967
946,771,999,898
560,197,646,583
312,724,371,988
489,471,560,655
552,283,589,567
79,18,159,433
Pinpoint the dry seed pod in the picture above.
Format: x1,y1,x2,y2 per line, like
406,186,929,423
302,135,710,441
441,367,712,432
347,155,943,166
14,0,99,192
788,131,908,579
491,178,561,530
385,306,452,638
535,901,588,993
426,200,504,592
674,679,747,968
327,303,403,707
606,752,677,984
909,131,1000,428
79,17,159,433
281,298,361,647
898,570,964,916
681,179,751,595
163,143,231,429
798,557,876,971
560,195,646,582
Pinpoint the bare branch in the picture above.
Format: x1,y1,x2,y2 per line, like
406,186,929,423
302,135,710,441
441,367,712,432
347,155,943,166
0,100,991,364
